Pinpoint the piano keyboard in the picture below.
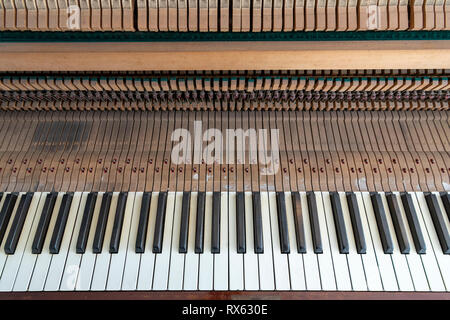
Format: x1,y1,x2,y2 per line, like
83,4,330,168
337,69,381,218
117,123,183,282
1,0,450,32
0,190,448,292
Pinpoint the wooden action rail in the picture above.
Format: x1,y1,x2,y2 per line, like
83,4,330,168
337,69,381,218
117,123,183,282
2,94,449,111
0,110,448,194
0,290,449,299
1,69,450,111
2,41,450,71
0,0,450,31
1,70,450,93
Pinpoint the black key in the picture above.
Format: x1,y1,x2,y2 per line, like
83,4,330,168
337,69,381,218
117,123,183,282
236,192,246,253
306,192,322,254
76,192,98,254
49,193,74,254
385,193,410,254
195,192,206,254
0,192,3,203
329,192,349,254
92,192,112,254
400,192,426,254
370,192,394,254
424,193,450,254
178,192,190,254
152,192,167,253
276,192,290,254
135,192,151,253
346,192,366,254
0,192,19,245
211,192,221,253
4,192,33,254
109,192,128,253
252,192,264,254
291,192,306,253
32,192,57,254
440,192,450,221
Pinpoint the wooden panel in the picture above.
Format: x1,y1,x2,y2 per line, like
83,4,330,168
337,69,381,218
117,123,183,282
1,41,450,71
0,291,448,299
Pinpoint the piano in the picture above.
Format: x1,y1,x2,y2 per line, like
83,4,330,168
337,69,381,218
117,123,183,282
0,0,449,300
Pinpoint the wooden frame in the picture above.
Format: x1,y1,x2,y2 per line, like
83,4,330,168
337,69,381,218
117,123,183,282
1,40,450,71
0,291,449,300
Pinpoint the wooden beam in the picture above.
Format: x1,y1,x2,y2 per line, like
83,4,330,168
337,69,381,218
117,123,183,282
0,291,449,300
1,41,450,71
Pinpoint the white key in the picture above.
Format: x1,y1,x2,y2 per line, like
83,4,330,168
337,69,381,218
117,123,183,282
300,192,321,290
394,192,429,291
0,193,41,291
431,192,450,290
315,192,336,290
76,192,104,291
228,191,244,290
339,192,367,291
106,192,136,290
44,192,83,291
213,191,228,290
136,192,158,290
406,192,444,291
243,191,259,290
183,192,199,290
60,192,89,291
0,193,23,276
285,192,306,290
380,192,414,291
13,193,48,291
361,192,398,291
90,192,119,291
168,192,185,290
258,192,275,290
152,191,176,290
321,192,352,290
198,192,214,290
355,192,383,291
414,192,450,290
29,193,64,291
121,192,144,290
268,191,290,290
